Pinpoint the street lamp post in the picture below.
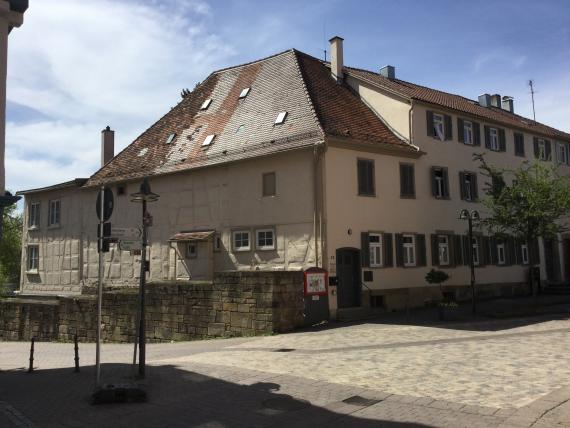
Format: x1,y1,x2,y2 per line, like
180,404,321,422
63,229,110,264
130,177,159,378
459,209,480,317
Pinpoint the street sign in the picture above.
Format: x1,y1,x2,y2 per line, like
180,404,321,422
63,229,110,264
96,188,114,221
111,227,142,239
119,240,143,251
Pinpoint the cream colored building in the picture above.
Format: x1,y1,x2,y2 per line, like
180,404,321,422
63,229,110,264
18,37,570,316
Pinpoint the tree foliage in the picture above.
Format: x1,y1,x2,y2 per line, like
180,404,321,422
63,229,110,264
0,204,22,293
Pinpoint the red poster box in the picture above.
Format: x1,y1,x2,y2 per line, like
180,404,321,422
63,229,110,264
303,267,328,296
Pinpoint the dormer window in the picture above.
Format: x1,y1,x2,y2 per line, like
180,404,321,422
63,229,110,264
165,133,176,144
275,111,287,125
239,87,250,99
200,98,212,110
202,134,215,147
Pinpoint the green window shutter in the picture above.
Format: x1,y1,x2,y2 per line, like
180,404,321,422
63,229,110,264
533,137,539,159
459,172,466,200
426,111,434,137
395,234,404,267
462,235,470,265
473,122,481,146
400,164,415,197
507,237,516,265
361,232,370,267
383,233,393,267
416,234,427,267
471,173,479,200
499,129,506,152
430,167,437,197
531,239,540,264
490,237,498,265
444,115,453,140
481,236,490,266
545,140,552,160
442,168,450,198
457,118,464,143
484,126,491,149
431,234,438,266
453,234,463,266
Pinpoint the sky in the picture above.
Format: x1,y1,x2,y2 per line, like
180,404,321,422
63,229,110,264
5,0,570,195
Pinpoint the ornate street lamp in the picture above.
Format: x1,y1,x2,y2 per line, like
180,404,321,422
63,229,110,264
130,177,159,378
459,209,480,317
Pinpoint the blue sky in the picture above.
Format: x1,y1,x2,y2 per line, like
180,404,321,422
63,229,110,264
6,0,570,194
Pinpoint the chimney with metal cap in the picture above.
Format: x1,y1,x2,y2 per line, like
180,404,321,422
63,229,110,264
478,93,491,107
380,65,395,79
329,36,344,83
502,96,514,113
101,126,114,167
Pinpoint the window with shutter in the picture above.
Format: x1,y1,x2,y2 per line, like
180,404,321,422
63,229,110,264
400,164,415,198
473,122,481,146
369,233,383,267
431,167,449,199
514,133,525,157
383,233,394,267
558,143,568,164
460,172,477,201
416,234,427,267
499,129,506,152
433,113,445,141
402,234,416,267
536,138,547,160
463,120,474,145
444,115,452,140
471,237,480,266
489,127,499,151
357,159,375,196
438,235,450,266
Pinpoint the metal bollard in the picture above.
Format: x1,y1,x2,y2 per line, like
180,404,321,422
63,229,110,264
74,334,80,373
28,337,35,373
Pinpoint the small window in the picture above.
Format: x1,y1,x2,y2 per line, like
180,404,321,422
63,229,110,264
489,127,499,151
202,134,215,147
48,199,61,227
400,164,415,198
236,124,245,134
357,159,375,197
514,133,525,157
200,98,212,110
186,243,197,258
472,238,480,266
558,143,568,164
438,235,450,266
233,230,251,252
432,167,449,199
27,245,39,272
433,113,444,141
165,133,176,144
239,87,250,99
463,121,473,145
28,202,40,229
214,233,222,252
497,240,506,265
262,172,276,197
256,229,275,250
521,244,529,265
369,233,383,267
117,185,126,196
460,172,478,202
274,111,288,125
403,234,416,267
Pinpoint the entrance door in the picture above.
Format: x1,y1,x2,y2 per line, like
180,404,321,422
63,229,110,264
336,248,361,308
564,239,570,282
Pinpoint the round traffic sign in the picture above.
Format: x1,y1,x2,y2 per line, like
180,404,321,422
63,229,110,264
96,188,114,221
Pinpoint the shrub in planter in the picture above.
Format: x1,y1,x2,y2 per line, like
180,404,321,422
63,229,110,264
425,269,452,320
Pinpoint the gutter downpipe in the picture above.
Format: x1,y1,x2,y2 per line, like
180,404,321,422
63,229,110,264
408,99,418,150
313,145,320,268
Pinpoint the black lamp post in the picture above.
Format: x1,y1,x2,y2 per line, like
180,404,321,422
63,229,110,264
130,177,159,378
459,209,480,317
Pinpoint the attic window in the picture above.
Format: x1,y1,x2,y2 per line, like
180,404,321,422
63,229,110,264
200,98,212,110
239,87,250,99
236,124,245,134
165,133,176,144
274,111,288,125
202,134,215,147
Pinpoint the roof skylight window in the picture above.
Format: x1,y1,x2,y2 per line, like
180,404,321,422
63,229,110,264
236,124,245,134
137,147,148,157
274,111,288,125
200,98,212,110
165,133,176,144
239,87,250,99
202,134,215,147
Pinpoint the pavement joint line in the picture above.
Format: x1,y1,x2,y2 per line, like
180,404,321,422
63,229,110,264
0,401,37,428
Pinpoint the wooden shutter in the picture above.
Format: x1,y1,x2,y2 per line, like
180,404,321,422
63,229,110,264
531,239,540,264
426,111,434,137
444,115,452,140
471,173,479,200
533,137,539,159
459,172,466,200
395,233,404,267
481,236,490,266
457,118,464,143
462,235,471,265
499,128,506,152
361,232,370,267
473,122,481,146
545,140,552,160
400,164,415,197
430,167,437,197
383,233,393,267
416,234,427,267
453,234,463,266
490,237,498,265
507,237,516,265
431,234,439,266
442,168,450,198
484,125,491,149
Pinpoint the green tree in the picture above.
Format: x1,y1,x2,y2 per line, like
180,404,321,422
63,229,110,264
0,204,22,294
475,154,570,295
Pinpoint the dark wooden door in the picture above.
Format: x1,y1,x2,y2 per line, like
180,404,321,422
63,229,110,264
336,248,361,308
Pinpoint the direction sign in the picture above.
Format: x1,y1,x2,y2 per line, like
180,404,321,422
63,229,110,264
111,227,142,240
119,240,142,251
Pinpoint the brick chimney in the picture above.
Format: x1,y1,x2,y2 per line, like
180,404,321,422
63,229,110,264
101,126,114,167
329,36,344,83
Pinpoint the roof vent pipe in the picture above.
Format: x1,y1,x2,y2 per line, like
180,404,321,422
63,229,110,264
490,94,502,108
478,93,491,107
380,65,395,79
329,36,344,83
502,96,514,113
101,126,115,167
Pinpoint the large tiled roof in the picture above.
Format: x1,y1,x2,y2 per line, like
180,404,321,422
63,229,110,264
86,50,413,187
346,66,570,142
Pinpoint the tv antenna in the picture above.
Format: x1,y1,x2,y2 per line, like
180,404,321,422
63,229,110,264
528,79,536,121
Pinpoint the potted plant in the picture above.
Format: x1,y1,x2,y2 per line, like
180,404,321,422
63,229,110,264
425,269,453,320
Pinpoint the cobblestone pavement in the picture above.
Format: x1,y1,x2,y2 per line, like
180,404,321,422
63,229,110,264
1,315,570,427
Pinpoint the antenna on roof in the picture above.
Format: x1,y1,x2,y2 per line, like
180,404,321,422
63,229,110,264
528,79,536,121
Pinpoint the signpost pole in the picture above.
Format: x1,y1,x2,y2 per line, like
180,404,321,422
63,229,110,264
95,185,104,386
138,198,147,377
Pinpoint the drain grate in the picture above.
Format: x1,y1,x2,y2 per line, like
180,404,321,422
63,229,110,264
273,348,295,352
342,395,381,407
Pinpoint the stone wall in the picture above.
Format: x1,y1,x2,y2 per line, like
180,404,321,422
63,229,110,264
0,271,305,343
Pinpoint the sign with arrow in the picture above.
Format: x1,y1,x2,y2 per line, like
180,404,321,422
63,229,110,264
111,227,142,240
119,240,143,251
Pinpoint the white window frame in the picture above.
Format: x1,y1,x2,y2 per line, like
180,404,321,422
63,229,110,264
433,113,444,141
464,174,473,201
232,230,251,252
28,201,40,229
538,138,546,160
463,120,473,145
521,244,529,265
497,241,506,265
27,245,39,273
489,127,499,151
48,199,61,228
472,238,480,266
558,143,568,164
369,233,383,268
438,235,450,266
403,234,416,267
434,168,445,198
186,243,198,258
256,228,275,251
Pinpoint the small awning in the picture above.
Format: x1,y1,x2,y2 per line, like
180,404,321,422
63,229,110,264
169,230,215,242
